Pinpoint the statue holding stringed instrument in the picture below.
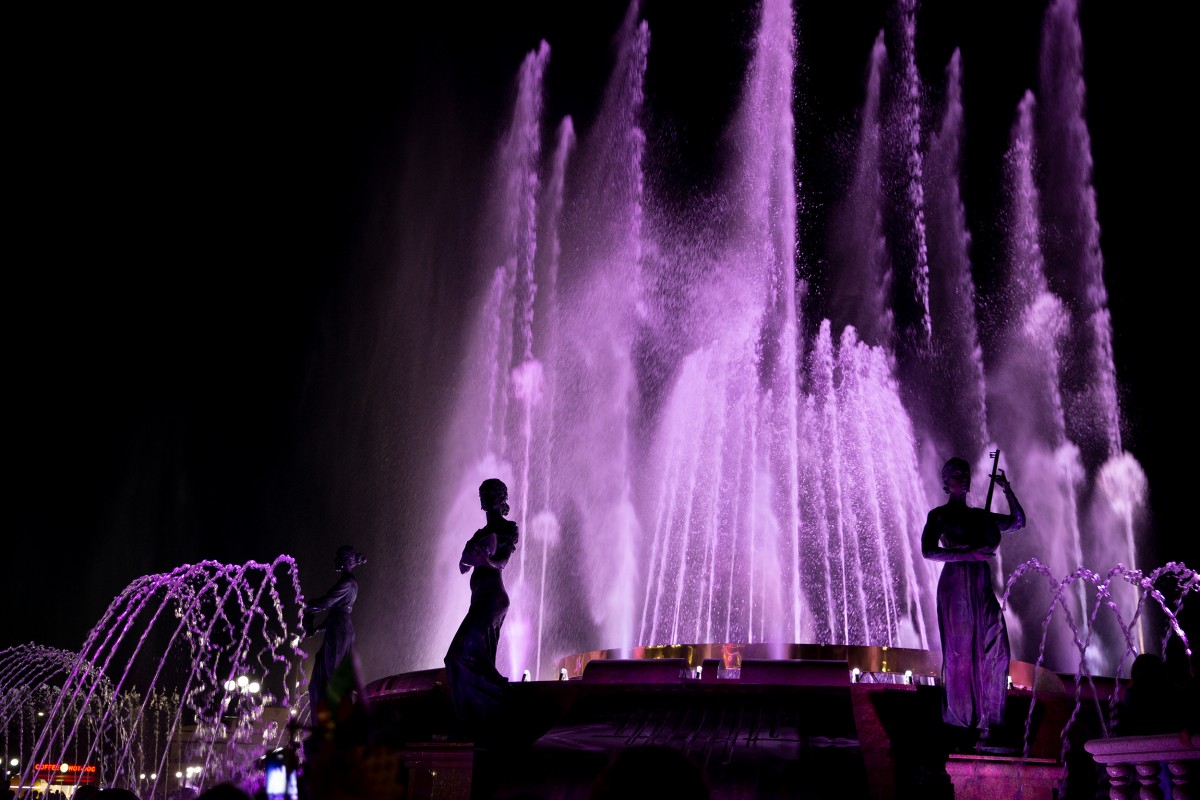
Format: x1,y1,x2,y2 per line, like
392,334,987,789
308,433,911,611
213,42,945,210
922,451,1027,752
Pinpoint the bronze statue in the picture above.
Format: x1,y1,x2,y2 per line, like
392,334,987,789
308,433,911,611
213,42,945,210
303,545,366,715
444,478,519,737
921,453,1025,751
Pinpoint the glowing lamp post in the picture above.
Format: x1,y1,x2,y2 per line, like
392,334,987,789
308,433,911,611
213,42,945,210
225,675,261,695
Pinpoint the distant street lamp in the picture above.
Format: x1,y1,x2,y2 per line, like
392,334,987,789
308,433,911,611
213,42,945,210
225,675,261,694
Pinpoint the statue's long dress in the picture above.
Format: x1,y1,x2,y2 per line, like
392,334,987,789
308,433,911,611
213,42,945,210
934,507,1009,731
305,571,358,712
444,519,518,733
938,559,1009,729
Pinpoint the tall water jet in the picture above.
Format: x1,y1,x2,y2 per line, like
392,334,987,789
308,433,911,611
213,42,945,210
797,9,937,651
554,3,650,668
922,48,989,467
986,90,1086,671
636,0,802,648
1034,0,1147,669
1036,0,1121,472
825,31,891,350
885,0,931,358
527,116,576,679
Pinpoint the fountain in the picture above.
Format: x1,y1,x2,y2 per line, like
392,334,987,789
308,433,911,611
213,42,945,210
392,0,1188,688
2,559,307,797
6,1,1196,795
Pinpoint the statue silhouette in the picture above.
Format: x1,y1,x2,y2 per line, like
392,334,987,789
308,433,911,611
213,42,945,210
444,478,519,738
922,455,1025,751
303,545,366,715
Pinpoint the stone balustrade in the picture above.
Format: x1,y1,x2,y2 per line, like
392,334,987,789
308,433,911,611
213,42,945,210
1084,732,1199,800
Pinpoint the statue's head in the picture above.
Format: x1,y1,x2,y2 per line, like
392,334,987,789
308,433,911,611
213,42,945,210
941,457,971,493
334,545,366,571
479,478,510,516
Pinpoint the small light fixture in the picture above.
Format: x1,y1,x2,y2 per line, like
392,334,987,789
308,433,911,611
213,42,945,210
521,669,531,682
850,667,861,683
903,670,913,685
60,764,69,773
695,665,703,679
1007,675,1013,690
558,668,568,681
9,759,18,768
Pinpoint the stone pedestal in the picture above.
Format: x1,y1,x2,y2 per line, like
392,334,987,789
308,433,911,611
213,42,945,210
944,753,1060,800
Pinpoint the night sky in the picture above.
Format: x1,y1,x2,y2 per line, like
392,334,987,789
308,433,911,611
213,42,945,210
7,2,1195,673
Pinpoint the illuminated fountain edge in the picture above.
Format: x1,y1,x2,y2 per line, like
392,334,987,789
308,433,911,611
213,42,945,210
558,643,937,679
363,643,1065,698
556,643,1060,691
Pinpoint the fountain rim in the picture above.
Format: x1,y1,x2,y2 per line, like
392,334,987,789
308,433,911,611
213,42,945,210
556,642,940,679
361,642,1071,698
556,642,1063,691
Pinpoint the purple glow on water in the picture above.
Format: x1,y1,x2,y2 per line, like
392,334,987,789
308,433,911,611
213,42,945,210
5,558,305,795
414,0,1166,682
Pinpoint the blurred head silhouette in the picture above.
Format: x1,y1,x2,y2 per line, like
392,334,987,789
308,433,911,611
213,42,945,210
479,478,510,516
334,545,366,572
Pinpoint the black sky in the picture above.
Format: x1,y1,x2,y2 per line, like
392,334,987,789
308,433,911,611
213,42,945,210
6,2,1195,665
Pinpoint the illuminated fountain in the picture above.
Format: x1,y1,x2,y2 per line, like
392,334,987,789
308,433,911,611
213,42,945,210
388,0,1195,690
407,0,1188,686
2,559,306,797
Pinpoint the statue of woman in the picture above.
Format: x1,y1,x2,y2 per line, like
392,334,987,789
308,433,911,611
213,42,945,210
444,478,519,737
303,545,367,715
922,456,1025,751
